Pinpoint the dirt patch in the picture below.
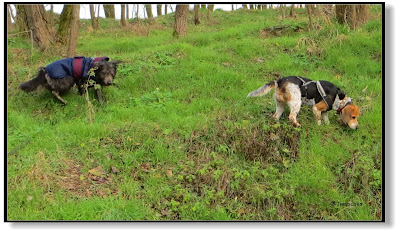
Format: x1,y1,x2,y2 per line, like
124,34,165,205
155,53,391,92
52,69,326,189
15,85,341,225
55,159,118,198
260,25,305,38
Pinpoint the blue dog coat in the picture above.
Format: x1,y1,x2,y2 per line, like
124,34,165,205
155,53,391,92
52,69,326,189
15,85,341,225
45,56,109,80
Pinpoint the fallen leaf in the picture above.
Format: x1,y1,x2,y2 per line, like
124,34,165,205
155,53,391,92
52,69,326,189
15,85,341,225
88,166,104,177
362,85,368,93
166,169,173,177
161,209,169,216
141,163,150,172
111,166,119,174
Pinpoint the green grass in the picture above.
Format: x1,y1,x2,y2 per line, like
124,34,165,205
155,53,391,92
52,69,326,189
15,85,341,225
7,7,382,220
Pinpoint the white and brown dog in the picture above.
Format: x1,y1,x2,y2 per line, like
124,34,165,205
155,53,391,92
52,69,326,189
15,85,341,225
247,76,359,129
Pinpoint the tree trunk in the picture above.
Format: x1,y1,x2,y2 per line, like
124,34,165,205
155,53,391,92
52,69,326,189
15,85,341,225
157,4,162,16
201,5,206,9
356,5,369,25
250,4,254,10
7,5,14,31
257,4,262,10
58,5,74,44
335,5,348,25
126,4,129,19
306,4,313,29
165,4,168,14
121,4,127,26
194,4,200,25
242,4,248,10
103,4,115,19
145,5,153,19
173,5,189,38
207,4,214,20
280,4,285,19
290,4,295,17
67,5,79,57
232,4,234,11
16,5,55,49
90,5,99,30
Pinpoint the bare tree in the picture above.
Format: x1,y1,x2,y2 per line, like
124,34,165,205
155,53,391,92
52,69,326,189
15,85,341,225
121,4,127,26
90,4,99,30
207,4,214,20
67,5,80,57
290,4,295,17
173,5,189,38
7,5,14,31
145,5,153,19
103,4,115,19
194,4,200,25
157,4,162,16
280,4,286,19
306,4,313,29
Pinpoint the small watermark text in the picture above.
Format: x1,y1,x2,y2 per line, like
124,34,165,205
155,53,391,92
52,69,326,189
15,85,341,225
331,201,363,207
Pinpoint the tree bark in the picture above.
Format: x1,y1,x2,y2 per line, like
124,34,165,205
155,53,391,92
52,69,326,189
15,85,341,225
121,4,127,26
280,4,285,19
90,5,99,30
207,4,214,20
194,4,200,25
157,4,162,16
290,4,295,17
173,5,189,38
7,5,14,31
16,5,55,49
145,5,153,19
126,4,129,19
103,4,115,19
306,4,313,29
67,5,79,57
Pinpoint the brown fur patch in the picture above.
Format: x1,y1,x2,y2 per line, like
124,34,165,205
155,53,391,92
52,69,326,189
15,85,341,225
276,83,292,103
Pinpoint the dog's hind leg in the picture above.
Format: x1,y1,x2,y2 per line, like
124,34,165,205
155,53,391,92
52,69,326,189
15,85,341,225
287,100,301,127
273,99,285,120
52,91,67,105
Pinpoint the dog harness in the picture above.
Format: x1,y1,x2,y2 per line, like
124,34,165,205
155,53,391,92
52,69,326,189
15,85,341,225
295,77,330,110
337,97,352,114
45,56,109,80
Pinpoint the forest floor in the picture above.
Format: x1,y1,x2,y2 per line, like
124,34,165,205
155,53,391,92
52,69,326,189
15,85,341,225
7,6,382,220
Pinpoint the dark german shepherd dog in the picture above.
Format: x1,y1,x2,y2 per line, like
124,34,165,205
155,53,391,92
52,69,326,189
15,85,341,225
19,56,122,104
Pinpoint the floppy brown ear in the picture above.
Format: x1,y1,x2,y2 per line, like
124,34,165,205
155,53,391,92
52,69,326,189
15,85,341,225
92,61,104,69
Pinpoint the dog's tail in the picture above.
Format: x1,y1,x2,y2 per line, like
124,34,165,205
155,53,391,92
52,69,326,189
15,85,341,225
19,68,46,92
247,81,276,97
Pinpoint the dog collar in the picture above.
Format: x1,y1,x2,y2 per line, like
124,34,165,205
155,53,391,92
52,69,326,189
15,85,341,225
337,97,352,114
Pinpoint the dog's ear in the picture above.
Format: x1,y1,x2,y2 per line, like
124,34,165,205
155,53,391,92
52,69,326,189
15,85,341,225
337,88,346,100
92,61,104,69
110,60,122,67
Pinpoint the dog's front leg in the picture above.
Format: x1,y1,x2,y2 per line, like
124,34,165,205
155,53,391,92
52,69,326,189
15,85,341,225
322,112,330,124
52,91,67,105
96,88,104,104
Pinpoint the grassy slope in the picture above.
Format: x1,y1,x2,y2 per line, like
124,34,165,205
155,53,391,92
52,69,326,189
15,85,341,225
7,7,382,220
